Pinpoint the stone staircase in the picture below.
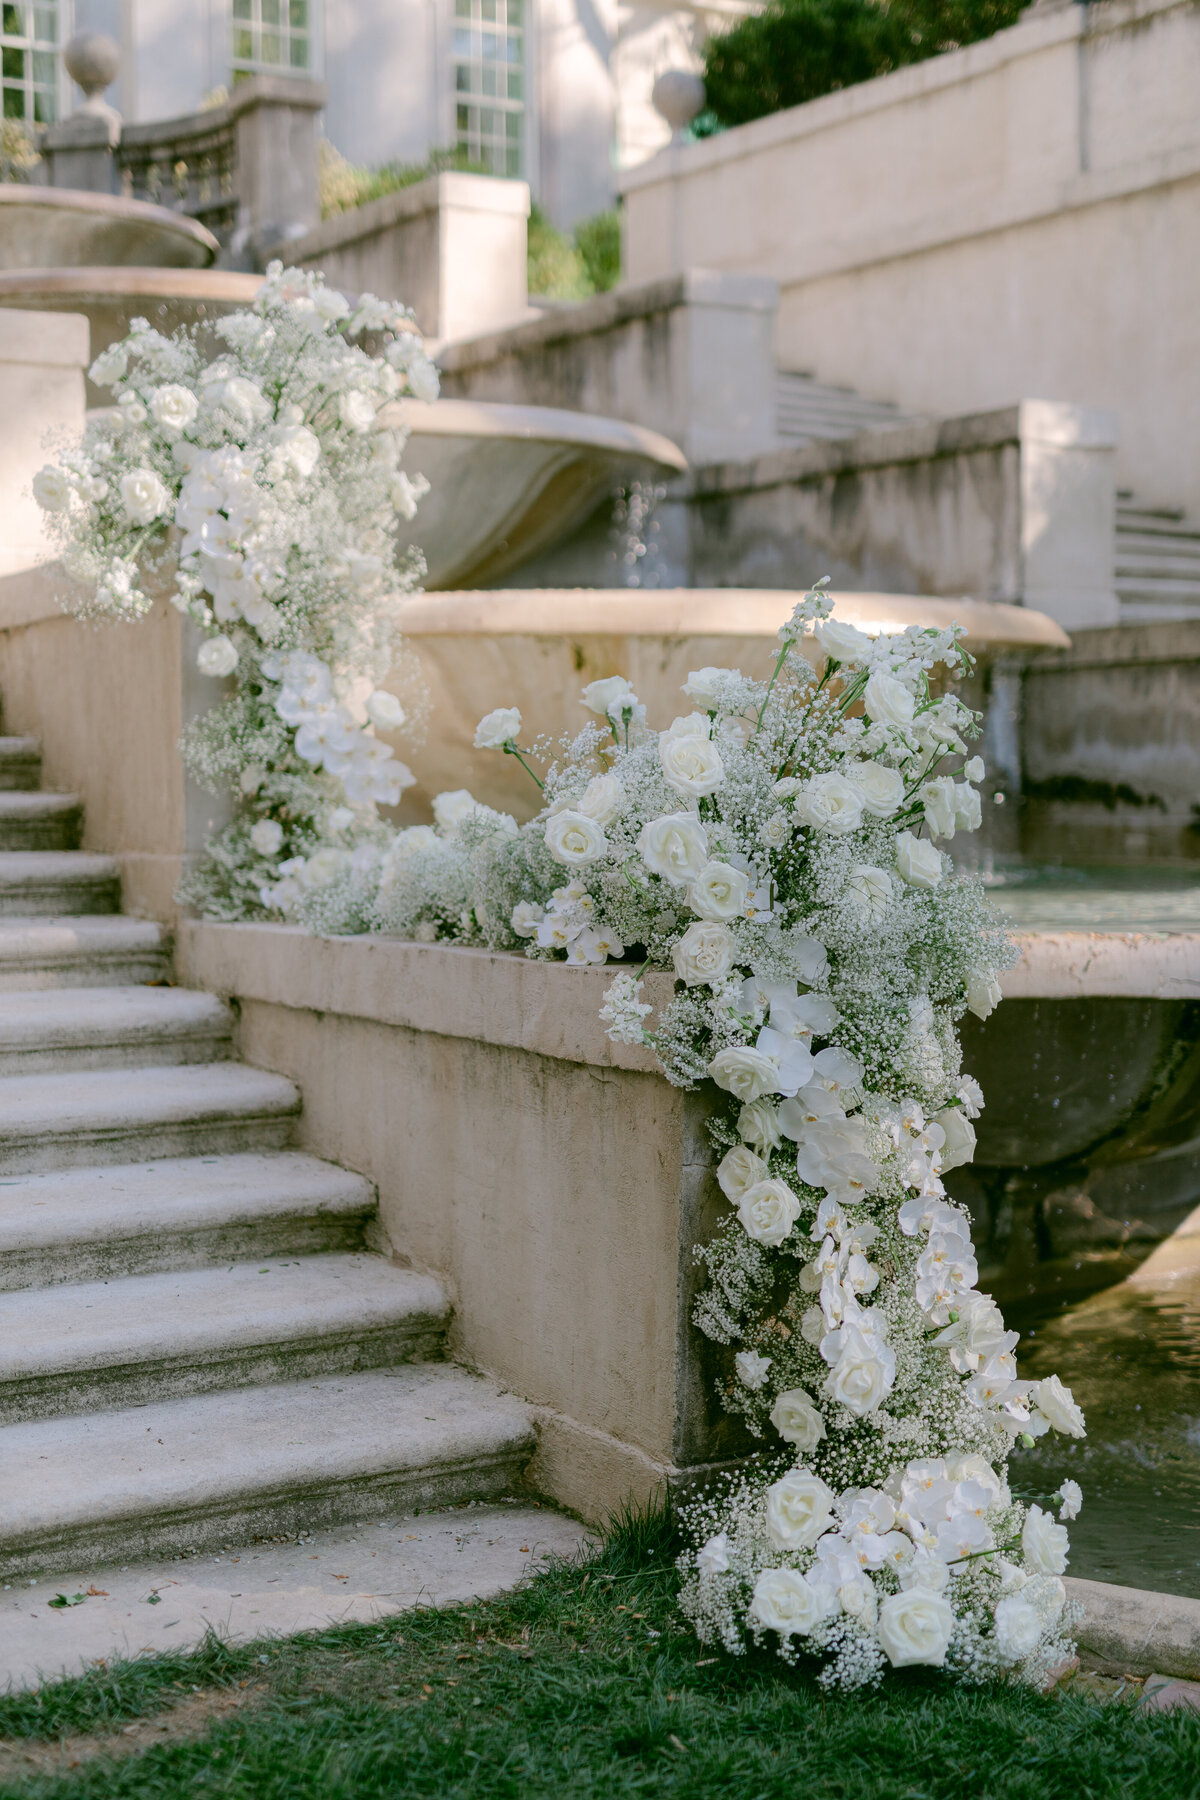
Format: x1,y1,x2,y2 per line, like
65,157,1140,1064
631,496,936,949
0,729,535,1582
775,369,926,444
1115,491,1200,622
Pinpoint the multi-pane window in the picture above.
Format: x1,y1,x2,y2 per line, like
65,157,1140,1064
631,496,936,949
1,2,57,124
453,0,524,178
232,0,311,76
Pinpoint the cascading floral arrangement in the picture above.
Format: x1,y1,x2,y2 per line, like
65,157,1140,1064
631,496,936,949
293,584,1087,1691
32,262,438,917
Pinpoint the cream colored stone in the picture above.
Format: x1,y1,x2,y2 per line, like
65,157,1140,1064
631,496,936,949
1066,1575,1200,1682
0,186,217,271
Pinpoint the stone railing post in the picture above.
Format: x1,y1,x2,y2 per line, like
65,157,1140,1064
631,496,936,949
1016,400,1119,630
226,76,327,268
41,32,121,195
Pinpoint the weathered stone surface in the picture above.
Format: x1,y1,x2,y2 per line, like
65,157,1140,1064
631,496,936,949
1067,1576,1200,1681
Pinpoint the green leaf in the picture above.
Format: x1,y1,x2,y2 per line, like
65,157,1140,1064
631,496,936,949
47,1592,87,1608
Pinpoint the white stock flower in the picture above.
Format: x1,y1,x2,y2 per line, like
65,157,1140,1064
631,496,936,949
794,773,865,835
119,467,171,527
659,732,724,801
769,1387,826,1451
1032,1375,1086,1439
1057,1480,1082,1521
337,388,377,433
994,1594,1042,1661
1022,1505,1070,1575
673,921,737,988
544,810,607,867
688,861,750,922
638,813,708,884
737,1178,801,1247
249,819,283,857
735,1349,772,1389
845,761,906,817
708,1045,779,1101
764,1470,836,1551
32,465,71,512
577,773,624,825
863,671,916,731
814,617,873,663
149,384,199,437
197,634,238,677
967,971,1003,1020
895,831,943,889
474,706,522,749
697,1532,731,1577
716,1144,769,1202
366,691,407,731
750,1568,829,1638
876,1589,954,1667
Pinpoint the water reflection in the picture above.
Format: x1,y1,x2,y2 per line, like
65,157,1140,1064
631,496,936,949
979,862,1200,934
1009,1233,1200,1597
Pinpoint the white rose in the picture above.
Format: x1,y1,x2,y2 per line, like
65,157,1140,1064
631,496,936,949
770,1387,826,1452
737,1177,802,1247
673,920,737,988
762,811,792,849
1022,1504,1070,1575
366,691,406,731
794,773,865,835
964,756,985,783
735,1349,772,1390
750,1568,829,1638
684,666,736,708
544,810,607,867
275,424,321,478
895,831,943,889
845,761,906,818
815,617,873,663
474,706,522,749
338,388,377,433
638,813,708,884
32,465,71,512
659,732,724,801
407,355,440,404
826,1329,895,1416
707,1044,778,1101
863,671,916,731
696,1532,731,1578
578,773,624,825
149,383,199,437
846,864,893,923
510,901,544,939
581,675,636,719
1031,1375,1086,1439
302,846,345,889
716,1144,769,1202
921,776,959,840
89,343,129,387
764,1470,836,1551
737,1097,783,1153
876,1588,954,1667
932,1107,976,1173
432,789,479,833
249,819,283,857
967,970,1003,1020
313,285,350,320
119,467,171,527
209,374,270,427
688,861,750,922
993,1594,1042,1661
197,634,238,677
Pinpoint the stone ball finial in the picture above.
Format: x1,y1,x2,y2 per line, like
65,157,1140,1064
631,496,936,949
651,69,705,137
64,31,120,100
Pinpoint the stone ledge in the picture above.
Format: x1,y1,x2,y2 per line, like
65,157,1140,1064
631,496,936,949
1067,1575,1200,1681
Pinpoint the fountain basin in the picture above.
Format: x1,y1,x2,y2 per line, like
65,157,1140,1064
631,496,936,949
0,186,218,270
390,587,1070,821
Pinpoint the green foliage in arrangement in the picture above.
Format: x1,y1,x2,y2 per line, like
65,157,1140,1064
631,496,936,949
700,0,1031,131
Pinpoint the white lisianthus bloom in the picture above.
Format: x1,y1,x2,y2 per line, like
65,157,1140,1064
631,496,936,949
931,1107,977,1173
697,1531,732,1577
814,617,874,663
895,831,943,889
764,1470,836,1551
707,1044,779,1102
1022,1504,1070,1575
119,467,171,527
365,691,406,731
967,970,1004,1020
845,760,906,818
688,861,751,922
770,1387,826,1451
716,1144,769,1202
337,388,377,433
249,819,283,857
1031,1375,1086,1439
637,813,708,884
863,671,916,731
750,1568,829,1638
511,901,544,939
794,773,865,835
577,773,625,825
993,1594,1043,1661
581,675,637,720
737,1177,802,1248
32,465,72,512
845,864,893,923
1057,1480,1083,1521
197,634,238,677
660,732,724,801
149,384,200,437
734,1349,772,1389
876,1588,954,1667
544,810,607,867
474,706,522,749
673,920,737,988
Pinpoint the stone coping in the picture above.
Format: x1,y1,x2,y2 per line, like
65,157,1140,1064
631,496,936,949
378,398,686,472
285,173,530,267
179,922,1200,1071
1068,1576,1200,1682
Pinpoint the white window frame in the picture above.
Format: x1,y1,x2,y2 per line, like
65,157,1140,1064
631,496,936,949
1,0,62,127
451,0,529,180
230,0,318,80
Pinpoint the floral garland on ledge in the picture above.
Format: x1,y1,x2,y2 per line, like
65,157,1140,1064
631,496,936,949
34,263,438,917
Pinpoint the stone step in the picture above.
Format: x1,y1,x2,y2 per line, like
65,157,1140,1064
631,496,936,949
0,853,119,916
0,1364,536,1577
0,792,83,852
0,1151,375,1291
0,1062,300,1174
0,1253,449,1423
1115,576,1200,602
0,738,42,791
0,986,232,1074
0,916,170,989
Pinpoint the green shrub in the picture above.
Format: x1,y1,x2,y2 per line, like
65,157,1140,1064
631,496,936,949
575,207,622,294
318,142,485,220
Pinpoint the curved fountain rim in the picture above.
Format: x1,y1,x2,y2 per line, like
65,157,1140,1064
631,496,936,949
393,588,1072,649
0,183,219,264
380,398,688,474
0,265,258,299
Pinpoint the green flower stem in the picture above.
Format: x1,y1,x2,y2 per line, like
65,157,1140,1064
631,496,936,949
503,742,545,791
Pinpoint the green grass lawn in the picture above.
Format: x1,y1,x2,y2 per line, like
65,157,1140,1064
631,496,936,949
1,1510,1198,1800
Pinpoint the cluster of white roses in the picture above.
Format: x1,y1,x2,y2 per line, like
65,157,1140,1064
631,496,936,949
34,263,437,918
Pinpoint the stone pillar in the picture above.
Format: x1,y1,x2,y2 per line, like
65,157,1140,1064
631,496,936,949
41,32,121,195
1017,400,1120,630
227,76,328,268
